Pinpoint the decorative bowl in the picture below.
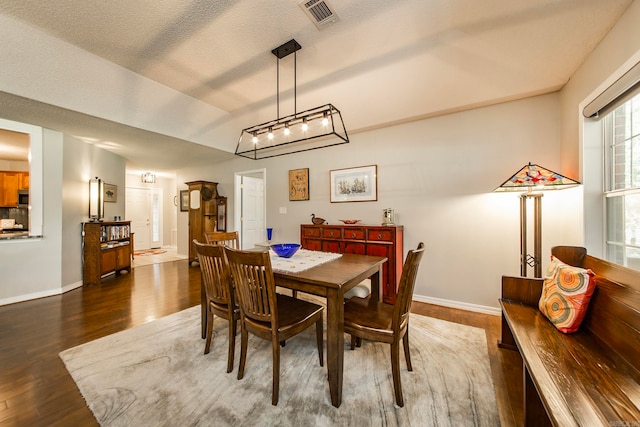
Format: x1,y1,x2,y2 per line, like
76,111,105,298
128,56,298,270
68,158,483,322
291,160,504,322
339,219,361,225
270,243,301,258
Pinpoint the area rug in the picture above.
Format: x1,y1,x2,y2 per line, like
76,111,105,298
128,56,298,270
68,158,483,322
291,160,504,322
133,249,167,256
59,306,498,426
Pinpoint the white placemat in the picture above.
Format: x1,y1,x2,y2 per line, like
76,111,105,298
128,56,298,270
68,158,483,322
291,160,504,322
269,248,342,273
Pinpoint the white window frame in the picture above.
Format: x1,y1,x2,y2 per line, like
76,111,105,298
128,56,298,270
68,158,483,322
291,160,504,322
603,92,640,268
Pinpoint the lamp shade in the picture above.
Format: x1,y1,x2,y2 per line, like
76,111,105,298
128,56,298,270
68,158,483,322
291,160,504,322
88,177,104,221
494,163,580,192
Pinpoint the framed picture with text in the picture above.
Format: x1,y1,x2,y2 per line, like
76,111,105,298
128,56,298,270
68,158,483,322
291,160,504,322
330,165,377,203
289,168,310,201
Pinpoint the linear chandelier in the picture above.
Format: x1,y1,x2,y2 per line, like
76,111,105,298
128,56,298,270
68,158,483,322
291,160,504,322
235,39,349,160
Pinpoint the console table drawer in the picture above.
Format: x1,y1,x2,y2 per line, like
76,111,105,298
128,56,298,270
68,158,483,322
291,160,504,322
343,228,365,240
368,229,394,242
322,227,342,239
303,227,321,238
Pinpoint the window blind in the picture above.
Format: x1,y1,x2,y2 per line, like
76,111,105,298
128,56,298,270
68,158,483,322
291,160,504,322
583,60,640,118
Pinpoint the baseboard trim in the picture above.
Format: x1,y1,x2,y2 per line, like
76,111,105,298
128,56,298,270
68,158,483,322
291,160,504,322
0,280,83,306
62,280,83,294
413,294,501,316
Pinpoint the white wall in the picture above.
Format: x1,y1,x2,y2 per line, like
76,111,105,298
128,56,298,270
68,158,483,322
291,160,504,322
0,126,126,305
178,93,581,313
0,128,63,303
559,0,640,256
0,160,29,171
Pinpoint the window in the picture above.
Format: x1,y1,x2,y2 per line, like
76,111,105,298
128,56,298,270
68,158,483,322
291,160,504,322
604,92,640,268
0,118,43,237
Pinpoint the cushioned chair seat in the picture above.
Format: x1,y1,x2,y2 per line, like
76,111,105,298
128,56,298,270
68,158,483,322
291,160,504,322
343,278,371,299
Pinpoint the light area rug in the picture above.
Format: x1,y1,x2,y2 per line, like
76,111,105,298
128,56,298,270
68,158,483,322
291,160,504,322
133,249,167,256
60,306,499,426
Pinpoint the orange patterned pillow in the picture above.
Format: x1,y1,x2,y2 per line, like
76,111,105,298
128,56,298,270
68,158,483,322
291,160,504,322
538,256,596,333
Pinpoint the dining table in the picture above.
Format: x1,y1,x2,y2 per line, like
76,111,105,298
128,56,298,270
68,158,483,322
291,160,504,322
272,252,387,408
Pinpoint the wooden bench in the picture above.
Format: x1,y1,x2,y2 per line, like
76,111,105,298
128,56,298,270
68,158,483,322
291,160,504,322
499,246,640,426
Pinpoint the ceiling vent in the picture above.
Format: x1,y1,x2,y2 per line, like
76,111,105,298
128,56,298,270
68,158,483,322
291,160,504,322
299,0,340,30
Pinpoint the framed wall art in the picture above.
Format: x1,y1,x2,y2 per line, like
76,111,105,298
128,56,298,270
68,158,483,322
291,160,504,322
103,183,117,203
289,168,310,201
180,190,189,212
330,165,378,203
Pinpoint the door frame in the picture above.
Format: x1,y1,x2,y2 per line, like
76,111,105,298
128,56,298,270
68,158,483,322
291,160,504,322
234,168,266,249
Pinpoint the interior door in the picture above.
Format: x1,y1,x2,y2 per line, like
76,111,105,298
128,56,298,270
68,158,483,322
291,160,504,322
235,170,266,250
126,187,163,250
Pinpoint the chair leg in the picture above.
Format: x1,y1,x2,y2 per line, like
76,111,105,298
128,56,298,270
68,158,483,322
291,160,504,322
350,334,356,350
204,310,214,354
201,286,207,339
315,318,324,366
356,337,362,347
237,327,248,380
403,331,412,371
390,341,405,407
227,318,237,373
272,338,280,406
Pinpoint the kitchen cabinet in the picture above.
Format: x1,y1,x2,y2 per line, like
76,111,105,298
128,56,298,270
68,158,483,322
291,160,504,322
0,171,29,206
82,221,132,285
301,224,404,304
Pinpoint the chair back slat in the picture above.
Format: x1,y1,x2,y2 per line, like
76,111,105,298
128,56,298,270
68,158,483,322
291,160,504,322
204,231,239,248
193,240,233,306
225,247,277,324
393,242,425,331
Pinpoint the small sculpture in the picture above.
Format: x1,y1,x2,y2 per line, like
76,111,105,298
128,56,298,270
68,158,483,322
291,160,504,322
311,213,326,225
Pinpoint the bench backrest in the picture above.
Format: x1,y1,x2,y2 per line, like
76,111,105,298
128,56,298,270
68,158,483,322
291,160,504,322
551,246,640,374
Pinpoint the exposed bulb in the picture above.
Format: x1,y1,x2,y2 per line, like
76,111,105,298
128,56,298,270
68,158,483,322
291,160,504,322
252,133,258,144
284,124,290,136
322,113,329,126
267,128,274,140
301,119,309,132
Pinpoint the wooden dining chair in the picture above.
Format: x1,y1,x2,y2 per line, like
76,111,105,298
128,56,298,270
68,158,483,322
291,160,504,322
204,231,239,248
199,232,239,337
193,240,240,373
343,242,425,407
224,246,324,405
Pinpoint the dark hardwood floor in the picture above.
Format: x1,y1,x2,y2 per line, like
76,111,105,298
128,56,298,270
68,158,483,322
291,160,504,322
0,260,521,426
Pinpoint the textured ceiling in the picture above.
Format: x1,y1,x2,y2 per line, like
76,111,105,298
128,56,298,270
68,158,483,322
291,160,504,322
0,0,633,171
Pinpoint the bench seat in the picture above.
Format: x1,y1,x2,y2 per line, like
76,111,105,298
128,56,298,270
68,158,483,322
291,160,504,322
501,299,640,426
499,246,640,426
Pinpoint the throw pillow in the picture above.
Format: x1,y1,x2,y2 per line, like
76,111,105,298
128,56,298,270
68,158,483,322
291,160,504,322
538,256,596,333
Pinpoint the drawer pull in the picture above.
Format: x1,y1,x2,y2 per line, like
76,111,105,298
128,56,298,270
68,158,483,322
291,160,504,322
377,234,382,240
329,232,334,237
351,233,356,238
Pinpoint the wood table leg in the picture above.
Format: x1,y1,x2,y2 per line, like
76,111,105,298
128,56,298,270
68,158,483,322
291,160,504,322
326,287,344,407
370,266,382,303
